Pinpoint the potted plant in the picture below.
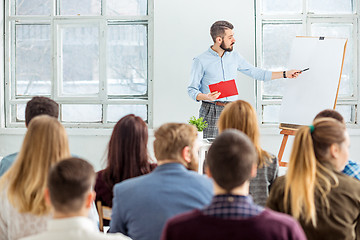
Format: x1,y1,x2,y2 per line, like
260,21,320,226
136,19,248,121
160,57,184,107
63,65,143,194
188,116,208,140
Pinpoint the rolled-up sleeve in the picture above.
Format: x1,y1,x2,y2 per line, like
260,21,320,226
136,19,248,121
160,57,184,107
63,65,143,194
237,54,272,81
187,58,204,102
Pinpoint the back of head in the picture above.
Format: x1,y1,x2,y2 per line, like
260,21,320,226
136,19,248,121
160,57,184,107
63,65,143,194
218,100,268,167
314,109,344,123
3,115,70,215
210,20,234,42
104,114,150,188
207,129,257,192
154,123,197,162
48,158,95,214
285,117,346,226
25,96,59,126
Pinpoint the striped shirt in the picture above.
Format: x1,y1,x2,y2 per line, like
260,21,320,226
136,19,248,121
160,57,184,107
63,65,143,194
202,194,263,219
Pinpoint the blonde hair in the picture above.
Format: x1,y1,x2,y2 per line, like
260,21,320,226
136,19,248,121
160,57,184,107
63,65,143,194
0,115,70,215
218,100,270,167
154,123,197,163
284,118,345,226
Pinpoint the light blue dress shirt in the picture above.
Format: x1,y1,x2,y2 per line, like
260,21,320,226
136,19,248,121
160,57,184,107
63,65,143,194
188,47,272,102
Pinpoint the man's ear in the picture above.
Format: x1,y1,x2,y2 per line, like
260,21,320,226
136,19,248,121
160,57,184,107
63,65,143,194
181,146,191,164
85,190,96,209
44,188,52,207
215,36,222,45
250,164,257,178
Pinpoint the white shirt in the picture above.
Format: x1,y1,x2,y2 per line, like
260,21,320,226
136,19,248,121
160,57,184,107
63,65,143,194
20,217,131,240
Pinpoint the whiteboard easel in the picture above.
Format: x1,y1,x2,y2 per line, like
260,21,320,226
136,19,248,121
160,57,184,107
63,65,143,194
277,36,347,166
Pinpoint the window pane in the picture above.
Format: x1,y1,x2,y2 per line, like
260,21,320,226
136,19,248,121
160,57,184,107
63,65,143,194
62,104,102,122
16,104,26,122
262,23,302,97
262,0,302,14
16,24,51,96
60,26,99,95
107,25,147,95
335,105,356,123
308,0,353,14
107,0,147,16
262,105,281,124
107,105,147,122
311,23,353,97
60,0,101,15
15,0,51,15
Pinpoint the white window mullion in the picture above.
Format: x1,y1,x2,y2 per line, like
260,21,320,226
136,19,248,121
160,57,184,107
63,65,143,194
99,18,107,123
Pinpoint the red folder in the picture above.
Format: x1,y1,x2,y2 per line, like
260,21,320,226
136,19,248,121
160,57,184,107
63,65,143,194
209,79,238,99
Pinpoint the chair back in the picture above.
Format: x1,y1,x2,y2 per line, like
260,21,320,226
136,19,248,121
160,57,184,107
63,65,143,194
96,201,112,232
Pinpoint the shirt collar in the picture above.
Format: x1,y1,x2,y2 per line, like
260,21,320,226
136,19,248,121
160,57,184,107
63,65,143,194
208,46,230,57
208,46,220,56
212,194,254,204
48,217,98,232
154,162,187,172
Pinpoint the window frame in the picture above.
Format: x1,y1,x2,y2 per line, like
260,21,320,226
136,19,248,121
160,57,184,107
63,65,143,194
3,0,154,128
255,0,359,128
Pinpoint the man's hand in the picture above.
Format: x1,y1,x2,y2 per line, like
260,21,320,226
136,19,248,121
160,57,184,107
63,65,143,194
271,70,302,80
196,91,221,101
286,69,302,78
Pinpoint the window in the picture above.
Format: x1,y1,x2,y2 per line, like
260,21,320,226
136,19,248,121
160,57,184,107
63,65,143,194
5,0,152,127
256,0,357,126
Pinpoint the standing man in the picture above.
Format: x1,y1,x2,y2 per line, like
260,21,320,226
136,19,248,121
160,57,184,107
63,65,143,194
188,20,301,138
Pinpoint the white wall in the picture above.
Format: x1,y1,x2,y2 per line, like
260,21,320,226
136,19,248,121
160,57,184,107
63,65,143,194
1,0,360,171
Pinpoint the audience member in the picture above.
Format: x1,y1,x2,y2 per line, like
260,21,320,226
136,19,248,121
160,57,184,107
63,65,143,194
109,123,213,240
95,115,156,217
161,129,306,240
267,118,360,239
0,115,71,240
314,109,360,181
217,100,278,205
0,96,59,176
20,158,131,240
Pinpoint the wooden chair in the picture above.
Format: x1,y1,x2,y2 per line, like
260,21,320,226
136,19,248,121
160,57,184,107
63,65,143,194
96,201,112,232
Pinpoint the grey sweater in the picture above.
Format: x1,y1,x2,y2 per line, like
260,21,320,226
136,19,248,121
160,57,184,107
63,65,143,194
249,153,278,206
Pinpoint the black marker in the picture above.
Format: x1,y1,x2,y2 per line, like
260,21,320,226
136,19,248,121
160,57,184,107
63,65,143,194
301,68,309,73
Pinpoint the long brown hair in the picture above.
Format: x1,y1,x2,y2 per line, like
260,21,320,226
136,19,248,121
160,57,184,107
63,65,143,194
102,114,152,191
218,100,270,167
284,118,345,226
0,115,70,215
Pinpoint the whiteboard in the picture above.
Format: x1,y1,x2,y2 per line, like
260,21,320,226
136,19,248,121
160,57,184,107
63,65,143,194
279,37,347,126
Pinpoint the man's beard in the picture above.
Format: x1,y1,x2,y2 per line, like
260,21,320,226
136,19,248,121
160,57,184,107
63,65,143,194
187,151,199,172
220,42,234,52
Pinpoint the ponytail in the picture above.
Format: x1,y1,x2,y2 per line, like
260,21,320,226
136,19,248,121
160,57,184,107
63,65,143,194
284,118,343,226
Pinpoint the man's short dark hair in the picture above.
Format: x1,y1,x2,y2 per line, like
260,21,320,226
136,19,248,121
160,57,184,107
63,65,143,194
210,20,234,42
25,96,59,126
314,109,344,123
48,157,95,214
207,129,257,192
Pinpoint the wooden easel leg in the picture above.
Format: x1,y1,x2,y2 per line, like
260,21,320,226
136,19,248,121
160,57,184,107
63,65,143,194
278,134,289,167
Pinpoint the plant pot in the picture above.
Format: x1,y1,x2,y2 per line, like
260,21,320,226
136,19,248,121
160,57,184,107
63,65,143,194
197,131,203,141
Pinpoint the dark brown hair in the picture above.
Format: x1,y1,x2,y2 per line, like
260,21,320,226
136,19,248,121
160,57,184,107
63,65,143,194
314,109,344,123
48,157,95,213
102,114,152,191
25,96,59,126
210,20,234,42
207,129,257,192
